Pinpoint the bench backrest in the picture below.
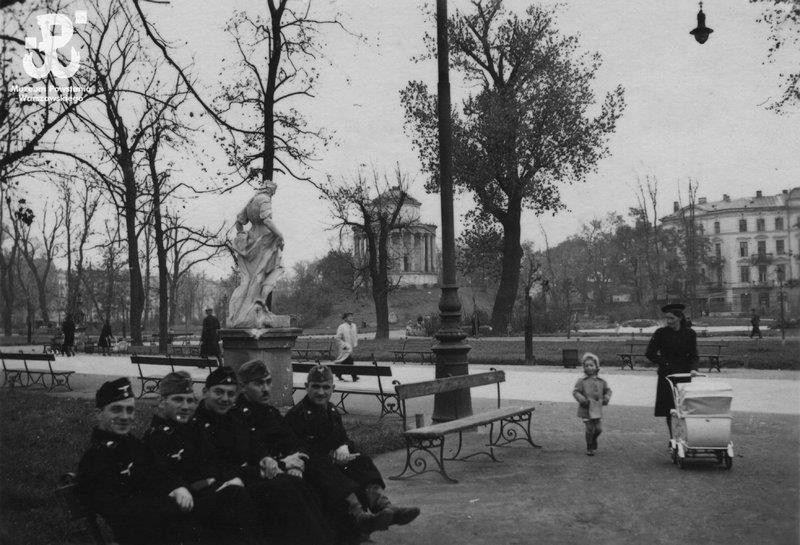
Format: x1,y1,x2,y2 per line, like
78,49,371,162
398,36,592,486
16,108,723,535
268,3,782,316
395,370,504,400
168,356,218,368
0,352,55,362
292,358,391,394
130,355,172,366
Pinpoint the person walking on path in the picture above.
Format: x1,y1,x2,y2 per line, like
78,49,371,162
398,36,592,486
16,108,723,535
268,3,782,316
98,320,114,356
645,303,698,442
62,313,76,357
200,308,221,361
750,308,763,339
333,312,358,382
572,352,612,456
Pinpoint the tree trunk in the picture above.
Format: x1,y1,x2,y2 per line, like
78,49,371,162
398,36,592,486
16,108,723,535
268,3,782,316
121,154,144,344
150,151,170,354
372,281,390,339
490,208,523,332
524,294,533,363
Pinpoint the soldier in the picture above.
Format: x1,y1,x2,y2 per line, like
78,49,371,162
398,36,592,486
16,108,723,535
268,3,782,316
191,366,334,545
143,372,262,545
76,377,201,545
285,364,420,541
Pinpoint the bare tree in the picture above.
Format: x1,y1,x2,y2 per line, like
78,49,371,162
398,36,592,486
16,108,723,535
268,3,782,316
0,190,35,333
18,201,63,322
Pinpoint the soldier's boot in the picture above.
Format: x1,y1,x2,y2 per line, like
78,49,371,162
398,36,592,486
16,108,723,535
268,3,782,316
365,484,421,526
346,493,392,535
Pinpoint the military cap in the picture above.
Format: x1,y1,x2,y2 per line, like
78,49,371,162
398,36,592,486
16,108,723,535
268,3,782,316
237,359,269,383
206,366,238,388
96,377,134,408
660,303,686,315
160,371,194,397
307,364,334,383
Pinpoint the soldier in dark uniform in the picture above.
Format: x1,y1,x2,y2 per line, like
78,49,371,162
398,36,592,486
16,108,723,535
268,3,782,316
143,372,262,545
285,364,420,542
200,308,221,361
646,303,699,441
77,378,201,545
191,367,333,545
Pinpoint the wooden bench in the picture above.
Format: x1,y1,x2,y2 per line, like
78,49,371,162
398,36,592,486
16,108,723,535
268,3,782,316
292,359,402,419
55,473,112,545
0,351,74,391
130,354,220,398
616,342,650,370
291,338,334,361
391,338,435,364
617,342,727,372
389,370,540,483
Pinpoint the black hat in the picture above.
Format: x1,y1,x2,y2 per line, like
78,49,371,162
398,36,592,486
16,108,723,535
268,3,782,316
237,359,269,383
660,303,686,314
307,364,334,383
205,366,238,388
160,371,194,397
96,377,134,408
341,312,353,320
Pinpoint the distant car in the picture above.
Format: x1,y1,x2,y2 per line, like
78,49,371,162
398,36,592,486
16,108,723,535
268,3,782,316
622,319,658,328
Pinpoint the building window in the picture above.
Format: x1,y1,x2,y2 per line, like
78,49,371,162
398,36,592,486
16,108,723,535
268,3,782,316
776,264,786,283
739,219,747,232
697,224,704,235
739,241,748,258
776,239,785,255
757,240,767,256
756,218,765,232
714,221,720,234
758,265,767,282
740,293,751,311
716,269,723,285
775,217,784,231
739,266,750,283
715,243,722,259
759,292,769,310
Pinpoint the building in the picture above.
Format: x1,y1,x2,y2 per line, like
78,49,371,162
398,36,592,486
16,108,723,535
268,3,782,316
662,188,800,315
352,189,439,287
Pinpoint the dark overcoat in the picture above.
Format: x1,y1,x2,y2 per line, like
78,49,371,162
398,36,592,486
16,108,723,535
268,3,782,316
645,325,699,416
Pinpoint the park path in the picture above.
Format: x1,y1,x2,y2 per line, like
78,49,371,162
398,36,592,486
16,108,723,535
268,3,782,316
5,349,798,415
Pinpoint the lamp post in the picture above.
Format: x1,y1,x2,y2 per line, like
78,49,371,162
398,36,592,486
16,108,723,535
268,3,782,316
431,0,472,423
690,1,713,44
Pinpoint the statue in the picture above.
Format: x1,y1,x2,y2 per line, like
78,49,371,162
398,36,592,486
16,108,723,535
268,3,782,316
227,180,287,328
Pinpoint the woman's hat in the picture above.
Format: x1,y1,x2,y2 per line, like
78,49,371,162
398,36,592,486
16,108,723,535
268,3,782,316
660,303,686,314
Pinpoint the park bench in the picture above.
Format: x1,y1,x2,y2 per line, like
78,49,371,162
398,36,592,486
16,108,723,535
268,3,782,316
617,341,727,372
291,338,335,361
389,369,541,484
0,351,74,391
292,358,402,419
391,338,435,364
55,473,112,545
616,342,651,370
130,354,220,398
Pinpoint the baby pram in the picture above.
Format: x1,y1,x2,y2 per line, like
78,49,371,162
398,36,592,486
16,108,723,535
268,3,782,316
666,373,734,469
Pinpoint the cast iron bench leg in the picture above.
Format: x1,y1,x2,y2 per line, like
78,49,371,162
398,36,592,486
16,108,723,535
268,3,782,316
389,436,458,484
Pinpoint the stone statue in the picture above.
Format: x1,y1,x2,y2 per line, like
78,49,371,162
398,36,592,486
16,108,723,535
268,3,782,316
227,180,287,328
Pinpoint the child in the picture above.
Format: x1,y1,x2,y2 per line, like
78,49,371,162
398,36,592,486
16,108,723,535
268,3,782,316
572,352,612,456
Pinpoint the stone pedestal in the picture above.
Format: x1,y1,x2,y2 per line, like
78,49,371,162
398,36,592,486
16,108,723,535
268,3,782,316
219,327,302,408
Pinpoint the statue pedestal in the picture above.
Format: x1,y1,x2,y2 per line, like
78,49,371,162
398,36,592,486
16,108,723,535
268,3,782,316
219,327,302,408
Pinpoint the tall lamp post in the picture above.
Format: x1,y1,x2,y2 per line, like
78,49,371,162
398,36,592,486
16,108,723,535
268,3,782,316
432,0,472,423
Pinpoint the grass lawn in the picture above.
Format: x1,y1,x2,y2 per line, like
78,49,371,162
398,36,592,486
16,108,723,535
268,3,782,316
0,390,404,545
354,336,800,370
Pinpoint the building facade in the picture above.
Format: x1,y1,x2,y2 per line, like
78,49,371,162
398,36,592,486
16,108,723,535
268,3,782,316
662,188,800,315
352,190,439,287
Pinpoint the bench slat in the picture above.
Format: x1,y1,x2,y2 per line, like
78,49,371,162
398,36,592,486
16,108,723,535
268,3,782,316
1,353,55,361
406,404,536,438
395,371,504,399
291,363,392,377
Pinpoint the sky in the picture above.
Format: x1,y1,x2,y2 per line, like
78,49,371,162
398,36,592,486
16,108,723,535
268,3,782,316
14,0,800,279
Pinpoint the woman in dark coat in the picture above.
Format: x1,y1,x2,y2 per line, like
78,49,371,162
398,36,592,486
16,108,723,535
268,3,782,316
62,314,76,357
645,303,698,440
98,320,114,356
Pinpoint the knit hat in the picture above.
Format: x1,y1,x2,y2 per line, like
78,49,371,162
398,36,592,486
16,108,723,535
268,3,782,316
160,371,194,397
205,366,238,388
96,377,134,408
581,352,600,369
307,364,334,383
238,359,269,383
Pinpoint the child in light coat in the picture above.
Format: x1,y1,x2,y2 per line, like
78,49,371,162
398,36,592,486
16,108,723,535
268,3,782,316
572,352,612,456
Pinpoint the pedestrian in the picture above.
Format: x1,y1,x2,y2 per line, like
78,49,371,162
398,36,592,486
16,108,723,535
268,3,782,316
749,308,762,339
98,320,114,356
77,378,203,545
285,364,420,543
333,312,358,381
572,352,612,456
62,313,76,357
645,303,699,444
200,308,221,361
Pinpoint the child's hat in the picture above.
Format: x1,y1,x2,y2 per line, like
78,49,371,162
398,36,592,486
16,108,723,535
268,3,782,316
581,352,600,368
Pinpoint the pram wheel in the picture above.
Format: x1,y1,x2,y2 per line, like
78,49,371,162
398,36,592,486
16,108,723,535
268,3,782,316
671,447,678,465
676,453,685,469
722,454,732,470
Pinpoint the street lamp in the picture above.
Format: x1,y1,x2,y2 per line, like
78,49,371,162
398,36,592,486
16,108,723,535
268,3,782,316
431,0,472,423
690,1,713,45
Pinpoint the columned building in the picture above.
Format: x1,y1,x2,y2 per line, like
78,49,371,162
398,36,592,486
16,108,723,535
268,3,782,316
352,190,439,287
662,188,800,314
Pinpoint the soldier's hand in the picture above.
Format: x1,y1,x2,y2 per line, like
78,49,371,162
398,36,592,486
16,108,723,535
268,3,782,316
282,452,308,472
259,456,283,479
331,445,359,465
169,487,194,512
286,468,304,478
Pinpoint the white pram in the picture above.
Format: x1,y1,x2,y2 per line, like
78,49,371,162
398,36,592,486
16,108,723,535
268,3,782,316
666,373,734,469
